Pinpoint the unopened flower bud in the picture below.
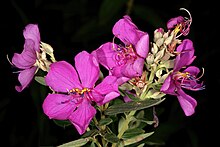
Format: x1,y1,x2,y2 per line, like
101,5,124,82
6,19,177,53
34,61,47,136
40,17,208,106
154,28,164,41
154,48,165,62
40,42,54,55
146,53,154,64
156,38,164,47
151,43,158,55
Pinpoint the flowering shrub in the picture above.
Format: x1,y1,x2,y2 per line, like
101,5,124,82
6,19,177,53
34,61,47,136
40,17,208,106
9,8,204,147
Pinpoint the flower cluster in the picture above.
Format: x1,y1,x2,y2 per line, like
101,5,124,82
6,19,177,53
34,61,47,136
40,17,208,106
9,8,204,146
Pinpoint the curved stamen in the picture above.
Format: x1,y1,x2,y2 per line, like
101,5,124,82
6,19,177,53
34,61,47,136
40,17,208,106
112,36,117,50
195,67,205,80
113,44,137,66
174,70,204,91
6,54,14,66
176,8,192,38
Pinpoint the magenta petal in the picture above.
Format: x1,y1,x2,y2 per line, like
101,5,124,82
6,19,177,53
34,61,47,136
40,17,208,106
15,66,37,92
12,40,37,69
113,15,145,45
69,99,96,135
177,88,197,116
131,58,145,76
45,61,82,93
111,65,124,78
135,34,149,58
183,66,200,76
75,51,99,88
93,76,120,105
23,24,41,52
122,58,144,77
160,75,176,96
94,76,118,94
116,77,130,85
174,39,195,71
99,92,120,105
167,16,184,30
92,42,117,71
123,95,132,103
90,91,104,104
43,94,77,120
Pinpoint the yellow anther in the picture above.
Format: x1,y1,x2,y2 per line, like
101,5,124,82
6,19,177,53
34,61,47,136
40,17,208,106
174,24,182,35
126,44,132,48
68,87,90,95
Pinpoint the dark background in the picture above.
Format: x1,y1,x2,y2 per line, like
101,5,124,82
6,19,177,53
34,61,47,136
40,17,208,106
0,0,218,147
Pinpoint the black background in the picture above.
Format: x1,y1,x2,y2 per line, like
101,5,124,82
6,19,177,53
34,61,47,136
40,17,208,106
0,0,218,147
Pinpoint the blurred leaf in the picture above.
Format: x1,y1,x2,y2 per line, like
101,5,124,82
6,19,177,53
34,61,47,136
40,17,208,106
34,76,46,86
58,138,90,147
118,117,127,135
144,140,165,146
11,0,29,24
99,0,127,25
71,19,109,43
53,120,71,128
122,128,145,139
104,132,120,143
133,5,165,28
99,118,113,126
105,98,165,115
124,132,154,146
72,20,97,41
90,141,96,147
137,143,145,147
0,98,8,120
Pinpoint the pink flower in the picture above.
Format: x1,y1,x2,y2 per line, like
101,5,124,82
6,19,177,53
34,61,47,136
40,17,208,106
161,39,204,116
11,24,40,92
42,51,120,134
167,8,192,37
92,15,149,85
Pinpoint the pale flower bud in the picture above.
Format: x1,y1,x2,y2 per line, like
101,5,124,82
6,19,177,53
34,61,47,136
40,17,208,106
154,48,165,62
164,34,174,45
156,38,164,47
40,42,54,54
146,53,154,64
151,43,158,55
154,28,164,42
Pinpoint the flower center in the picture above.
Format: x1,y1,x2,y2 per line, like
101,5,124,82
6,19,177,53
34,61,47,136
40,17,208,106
68,87,91,95
173,71,190,81
114,44,137,66
173,71,205,90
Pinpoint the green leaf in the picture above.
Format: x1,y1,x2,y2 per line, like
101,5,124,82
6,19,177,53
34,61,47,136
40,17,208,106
105,98,165,115
104,132,120,143
82,129,98,138
90,141,96,147
34,76,46,86
99,118,113,126
124,132,154,146
99,0,127,25
137,118,155,125
122,128,145,139
58,138,90,147
53,120,71,128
